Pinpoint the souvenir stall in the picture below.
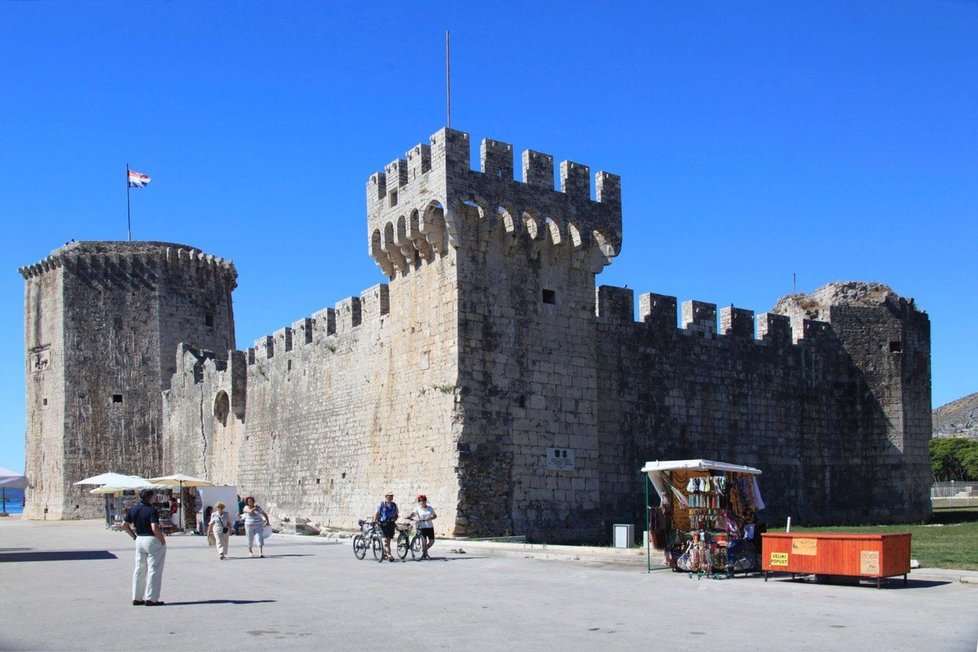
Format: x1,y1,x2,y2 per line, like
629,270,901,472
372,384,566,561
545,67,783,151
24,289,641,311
642,459,766,577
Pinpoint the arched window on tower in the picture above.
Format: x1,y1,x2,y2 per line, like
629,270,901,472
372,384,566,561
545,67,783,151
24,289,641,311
214,391,230,427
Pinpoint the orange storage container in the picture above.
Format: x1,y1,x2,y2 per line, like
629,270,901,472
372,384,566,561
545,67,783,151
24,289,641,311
761,532,911,589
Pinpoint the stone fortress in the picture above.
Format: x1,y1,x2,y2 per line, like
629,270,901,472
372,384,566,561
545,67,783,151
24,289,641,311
21,127,933,541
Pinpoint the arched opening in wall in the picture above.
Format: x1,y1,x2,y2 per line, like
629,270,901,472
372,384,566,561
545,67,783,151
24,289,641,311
545,217,562,245
423,200,450,253
568,222,583,248
396,215,407,243
410,209,420,237
214,391,230,427
497,205,518,234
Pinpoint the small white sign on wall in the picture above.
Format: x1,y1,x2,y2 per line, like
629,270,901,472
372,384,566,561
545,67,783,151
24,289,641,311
546,447,575,471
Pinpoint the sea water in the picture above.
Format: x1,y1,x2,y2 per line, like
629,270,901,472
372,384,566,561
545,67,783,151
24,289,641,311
1,487,24,514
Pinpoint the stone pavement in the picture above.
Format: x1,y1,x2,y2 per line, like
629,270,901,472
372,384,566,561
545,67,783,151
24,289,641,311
1,519,977,651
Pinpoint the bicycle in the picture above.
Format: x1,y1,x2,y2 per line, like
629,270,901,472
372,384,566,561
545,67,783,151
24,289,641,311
393,521,413,560
352,520,385,562
408,520,434,560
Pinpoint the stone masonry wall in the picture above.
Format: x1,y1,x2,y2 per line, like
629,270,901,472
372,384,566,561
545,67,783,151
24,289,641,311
20,242,237,520
367,128,621,539
594,287,933,531
164,265,463,531
22,261,66,519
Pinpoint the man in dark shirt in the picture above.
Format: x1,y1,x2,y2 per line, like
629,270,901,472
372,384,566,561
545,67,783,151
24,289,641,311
374,492,399,561
122,488,167,606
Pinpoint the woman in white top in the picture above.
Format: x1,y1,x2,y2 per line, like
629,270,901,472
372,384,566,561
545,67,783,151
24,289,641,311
207,501,232,560
241,496,270,558
408,494,437,560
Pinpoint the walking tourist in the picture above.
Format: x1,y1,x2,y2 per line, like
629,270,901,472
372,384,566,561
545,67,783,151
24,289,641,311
374,491,399,561
121,488,167,606
408,494,437,559
242,496,270,557
207,501,232,560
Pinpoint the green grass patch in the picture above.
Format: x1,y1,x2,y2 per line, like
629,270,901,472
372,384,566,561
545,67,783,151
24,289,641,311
770,507,978,571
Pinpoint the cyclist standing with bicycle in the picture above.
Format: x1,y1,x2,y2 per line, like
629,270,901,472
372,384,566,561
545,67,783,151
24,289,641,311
408,494,437,559
374,491,399,561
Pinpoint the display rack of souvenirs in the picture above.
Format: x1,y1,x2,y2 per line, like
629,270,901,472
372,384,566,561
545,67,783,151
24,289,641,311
642,459,766,577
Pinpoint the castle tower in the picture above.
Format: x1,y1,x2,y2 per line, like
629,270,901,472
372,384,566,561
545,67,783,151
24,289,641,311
367,128,621,539
19,241,237,519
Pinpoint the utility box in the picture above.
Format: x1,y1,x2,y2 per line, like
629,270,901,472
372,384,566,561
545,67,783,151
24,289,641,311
613,524,634,548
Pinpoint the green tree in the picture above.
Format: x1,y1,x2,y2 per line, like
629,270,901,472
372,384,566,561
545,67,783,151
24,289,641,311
930,437,978,481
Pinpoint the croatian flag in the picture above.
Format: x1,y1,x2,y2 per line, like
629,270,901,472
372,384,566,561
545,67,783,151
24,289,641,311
128,169,151,188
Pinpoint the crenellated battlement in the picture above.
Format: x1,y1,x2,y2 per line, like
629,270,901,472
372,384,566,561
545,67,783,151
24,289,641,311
594,285,848,347
366,128,622,279
246,284,390,366
18,241,238,290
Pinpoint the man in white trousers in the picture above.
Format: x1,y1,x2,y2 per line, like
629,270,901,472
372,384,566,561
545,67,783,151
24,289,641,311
122,488,167,606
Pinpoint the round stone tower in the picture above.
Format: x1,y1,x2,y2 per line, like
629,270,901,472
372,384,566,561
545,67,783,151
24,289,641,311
19,241,237,519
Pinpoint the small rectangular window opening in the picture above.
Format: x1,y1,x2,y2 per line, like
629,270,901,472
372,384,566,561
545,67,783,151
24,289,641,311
542,289,556,305
205,312,214,327
389,189,398,207
112,394,123,404
42,398,48,406
889,341,903,353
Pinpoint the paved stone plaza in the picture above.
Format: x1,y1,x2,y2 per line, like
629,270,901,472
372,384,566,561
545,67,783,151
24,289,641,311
1,519,976,651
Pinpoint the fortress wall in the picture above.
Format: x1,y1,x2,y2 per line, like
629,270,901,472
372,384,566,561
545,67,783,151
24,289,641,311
825,303,933,518
389,130,624,540
594,288,932,529
162,346,246,487
22,263,67,519
450,222,603,539
58,254,168,506
18,242,237,520
164,257,462,532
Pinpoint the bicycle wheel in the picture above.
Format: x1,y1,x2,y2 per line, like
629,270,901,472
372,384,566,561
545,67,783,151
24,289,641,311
371,535,384,562
396,532,409,560
410,533,425,560
352,534,367,560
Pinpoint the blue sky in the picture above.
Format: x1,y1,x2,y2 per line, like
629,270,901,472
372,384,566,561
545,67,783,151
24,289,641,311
1,2,976,473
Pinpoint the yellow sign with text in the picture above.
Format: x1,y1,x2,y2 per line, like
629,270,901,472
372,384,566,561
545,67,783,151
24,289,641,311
769,552,789,567
791,538,817,556
860,550,880,575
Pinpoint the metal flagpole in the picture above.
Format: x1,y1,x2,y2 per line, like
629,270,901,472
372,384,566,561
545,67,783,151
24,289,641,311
446,30,451,128
126,163,132,241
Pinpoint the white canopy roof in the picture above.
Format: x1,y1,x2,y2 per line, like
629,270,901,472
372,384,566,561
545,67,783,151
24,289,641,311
641,459,762,475
0,466,28,489
642,459,762,503
74,472,137,486
89,475,162,494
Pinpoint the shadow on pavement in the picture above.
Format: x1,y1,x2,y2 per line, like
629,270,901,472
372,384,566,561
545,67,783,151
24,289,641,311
762,575,951,589
0,549,118,563
163,599,278,606
228,553,317,559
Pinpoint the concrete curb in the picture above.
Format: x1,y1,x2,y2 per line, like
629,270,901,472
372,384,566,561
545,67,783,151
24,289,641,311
307,530,978,581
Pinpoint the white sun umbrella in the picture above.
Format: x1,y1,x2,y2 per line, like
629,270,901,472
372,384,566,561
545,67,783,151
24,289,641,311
89,475,162,494
74,471,137,486
149,474,214,531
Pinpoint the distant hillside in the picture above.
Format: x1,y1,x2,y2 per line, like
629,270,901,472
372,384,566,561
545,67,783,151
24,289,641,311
933,392,978,440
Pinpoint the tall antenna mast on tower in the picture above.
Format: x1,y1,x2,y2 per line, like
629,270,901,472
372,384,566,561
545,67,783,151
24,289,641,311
446,30,452,128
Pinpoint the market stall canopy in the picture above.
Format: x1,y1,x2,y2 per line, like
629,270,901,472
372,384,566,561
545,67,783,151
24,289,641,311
641,459,762,476
0,466,28,489
89,475,162,494
74,472,136,486
642,459,762,503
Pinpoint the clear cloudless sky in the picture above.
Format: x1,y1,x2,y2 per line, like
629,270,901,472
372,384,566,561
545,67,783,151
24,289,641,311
1,2,976,473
